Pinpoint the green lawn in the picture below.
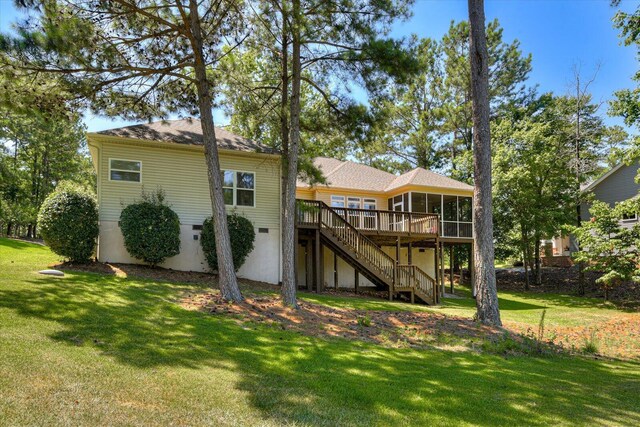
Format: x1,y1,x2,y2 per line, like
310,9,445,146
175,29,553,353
1,238,640,426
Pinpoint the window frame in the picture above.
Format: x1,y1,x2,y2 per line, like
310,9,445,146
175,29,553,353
363,198,377,210
109,158,142,183
222,169,256,208
347,196,362,210
330,195,345,208
621,212,638,223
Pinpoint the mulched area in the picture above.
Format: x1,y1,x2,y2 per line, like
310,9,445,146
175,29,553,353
54,260,278,291
180,292,505,351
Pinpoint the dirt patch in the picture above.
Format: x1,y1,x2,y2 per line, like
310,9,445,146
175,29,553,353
506,316,640,360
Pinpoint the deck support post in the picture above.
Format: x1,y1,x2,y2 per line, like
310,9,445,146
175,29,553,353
294,228,299,288
305,238,313,290
450,244,454,294
440,242,445,297
354,270,359,294
434,242,439,303
396,237,401,263
408,242,413,265
471,241,476,298
334,251,338,289
315,229,323,292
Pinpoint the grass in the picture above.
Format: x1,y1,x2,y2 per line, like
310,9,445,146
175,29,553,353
1,238,640,426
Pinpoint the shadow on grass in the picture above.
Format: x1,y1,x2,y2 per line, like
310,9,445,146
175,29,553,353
0,271,639,425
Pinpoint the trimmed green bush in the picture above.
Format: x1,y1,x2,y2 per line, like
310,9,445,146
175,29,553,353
201,213,255,272
119,190,180,266
37,183,98,262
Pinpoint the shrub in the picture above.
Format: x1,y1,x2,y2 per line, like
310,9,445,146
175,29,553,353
119,189,180,266
200,213,255,272
37,183,98,262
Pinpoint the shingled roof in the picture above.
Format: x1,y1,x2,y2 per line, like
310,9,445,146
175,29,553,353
386,168,474,192
95,118,275,154
299,157,473,193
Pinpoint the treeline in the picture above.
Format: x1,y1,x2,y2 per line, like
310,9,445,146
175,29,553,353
0,101,94,239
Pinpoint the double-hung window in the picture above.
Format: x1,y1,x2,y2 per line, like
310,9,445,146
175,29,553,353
222,170,255,207
331,195,345,208
109,159,141,182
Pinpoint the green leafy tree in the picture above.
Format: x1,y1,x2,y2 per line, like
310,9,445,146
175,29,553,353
222,0,417,307
571,200,640,300
2,0,249,301
363,19,532,177
493,95,579,288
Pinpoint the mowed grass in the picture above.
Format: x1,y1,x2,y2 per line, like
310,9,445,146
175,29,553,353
302,284,632,329
1,238,640,426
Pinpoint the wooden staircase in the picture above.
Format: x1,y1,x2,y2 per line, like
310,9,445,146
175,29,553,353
297,200,438,305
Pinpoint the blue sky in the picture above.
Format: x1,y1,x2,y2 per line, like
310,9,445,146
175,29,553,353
1,0,639,132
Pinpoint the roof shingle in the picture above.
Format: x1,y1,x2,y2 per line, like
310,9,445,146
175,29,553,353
95,118,275,153
298,158,473,193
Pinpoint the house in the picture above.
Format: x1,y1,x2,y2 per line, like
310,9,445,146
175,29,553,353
580,161,640,227
546,161,640,261
88,119,475,304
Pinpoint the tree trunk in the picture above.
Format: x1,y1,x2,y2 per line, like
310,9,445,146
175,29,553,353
467,0,501,326
534,237,542,286
281,0,302,307
188,0,242,302
523,247,530,291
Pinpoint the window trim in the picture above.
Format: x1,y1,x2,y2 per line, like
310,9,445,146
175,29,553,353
363,198,377,210
330,195,345,208
621,213,638,223
347,196,362,209
109,158,142,183
222,169,256,208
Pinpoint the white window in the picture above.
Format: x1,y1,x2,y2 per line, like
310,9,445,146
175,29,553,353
331,195,345,208
347,197,361,209
622,212,638,222
222,170,255,207
363,198,377,210
109,159,141,182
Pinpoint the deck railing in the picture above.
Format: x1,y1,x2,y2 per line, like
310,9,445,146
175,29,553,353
300,203,439,236
297,200,397,284
296,200,438,303
397,264,438,304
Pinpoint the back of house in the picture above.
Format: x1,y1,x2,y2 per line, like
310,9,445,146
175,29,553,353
88,119,282,284
89,119,476,303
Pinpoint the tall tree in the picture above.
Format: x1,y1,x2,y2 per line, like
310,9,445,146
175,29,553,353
360,19,532,176
493,95,579,288
221,0,416,307
2,0,246,301
468,0,501,326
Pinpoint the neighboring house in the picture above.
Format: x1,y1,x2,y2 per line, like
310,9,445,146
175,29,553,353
88,119,475,304
546,161,640,260
581,161,640,228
